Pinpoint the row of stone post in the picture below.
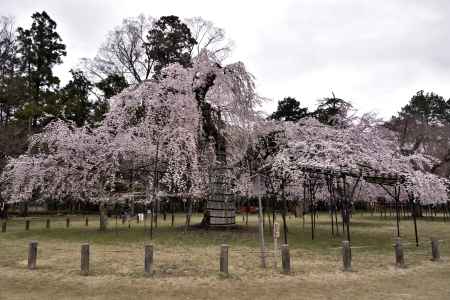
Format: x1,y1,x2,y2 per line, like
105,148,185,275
1,216,159,230
26,242,155,276
81,243,155,276
0,216,159,232
22,238,444,275
343,238,441,272
393,237,441,268
219,243,291,275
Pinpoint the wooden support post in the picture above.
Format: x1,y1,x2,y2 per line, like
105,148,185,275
431,238,440,262
444,201,450,220
115,215,118,236
220,244,229,275
144,244,154,276
282,191,288,245
85,217,89,227
343,177,351,242
281,244,291,274
28,241,38,270
267,199,272,234
310,195,315,240
330,207,335,236
25,220,30,231
46,219,50,229
273,222,279,268
258,195,267,268
171,198,175,227
335,208,339,235
155,196,159,229
66,217,70,228
162,203,167,221
80,243,90,276
395,186,400,237
394,238,405,268
144,212,147,233
412,201,419,247
185,198,192,232
342,240,352,272
149,209,153,239
246,197,249,226
302,201,305,230
1,221,6,232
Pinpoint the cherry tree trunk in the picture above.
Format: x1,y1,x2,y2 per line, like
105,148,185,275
196,81,236,227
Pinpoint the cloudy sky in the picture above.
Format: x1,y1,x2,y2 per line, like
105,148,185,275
2,0,450,119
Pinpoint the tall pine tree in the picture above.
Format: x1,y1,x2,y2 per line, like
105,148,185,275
16,11,66,128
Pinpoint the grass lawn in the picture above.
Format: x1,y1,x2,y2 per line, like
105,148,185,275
1,212,449,299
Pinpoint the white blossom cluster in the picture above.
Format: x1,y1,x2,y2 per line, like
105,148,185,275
0,52,260,203
266,117,449,204
1,53,448,206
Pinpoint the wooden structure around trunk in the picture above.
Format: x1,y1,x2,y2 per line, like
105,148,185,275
207,165,236,226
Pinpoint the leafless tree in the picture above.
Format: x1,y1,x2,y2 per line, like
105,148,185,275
81,15,233,84
185,17,233,62
0,16,16,77
0,16,19,126
81,15,154,84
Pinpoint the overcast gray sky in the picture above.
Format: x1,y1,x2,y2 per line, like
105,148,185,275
2,0,450,119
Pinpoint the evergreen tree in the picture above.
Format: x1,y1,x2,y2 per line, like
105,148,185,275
388,90,450,165
145,15,197,76
16,11,66,128
313,95,352,127
60,70,93,127
399,90,450,123
95,73,128,99
269,97,308,122
91,74,129,124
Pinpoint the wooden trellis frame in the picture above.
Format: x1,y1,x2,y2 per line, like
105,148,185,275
255,158,423,244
